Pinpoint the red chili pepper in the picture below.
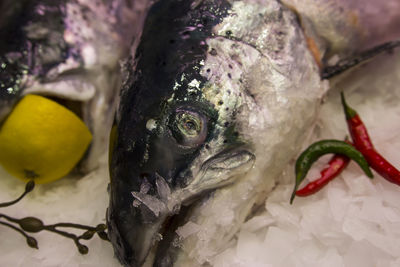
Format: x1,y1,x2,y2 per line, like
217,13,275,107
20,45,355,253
341,92,400,185
295,141,351,197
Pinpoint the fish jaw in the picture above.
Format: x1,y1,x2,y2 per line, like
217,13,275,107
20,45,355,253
108,0,327,266
108,141,256,266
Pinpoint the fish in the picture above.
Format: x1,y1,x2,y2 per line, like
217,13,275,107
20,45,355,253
107,0,400,266
0,0,148,172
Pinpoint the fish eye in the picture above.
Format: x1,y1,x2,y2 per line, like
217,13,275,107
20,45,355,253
169,109,208,147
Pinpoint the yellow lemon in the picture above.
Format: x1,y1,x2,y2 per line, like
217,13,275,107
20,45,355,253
0,94,92,184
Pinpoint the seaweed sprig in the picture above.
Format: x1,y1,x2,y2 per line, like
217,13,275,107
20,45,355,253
0,180,35,208
0,180,109,254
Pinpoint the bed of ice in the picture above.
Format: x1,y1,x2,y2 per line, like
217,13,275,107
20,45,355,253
0,51,399,266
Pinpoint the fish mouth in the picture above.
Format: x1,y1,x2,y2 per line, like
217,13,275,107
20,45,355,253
44,96,85,119
108,148,255,266
22,72,96,121
107,181,211,267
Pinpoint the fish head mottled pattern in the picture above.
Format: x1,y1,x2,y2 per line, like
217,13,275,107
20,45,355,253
108,0,326,266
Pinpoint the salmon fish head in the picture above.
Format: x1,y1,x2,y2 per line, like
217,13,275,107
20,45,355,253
108,0,326,266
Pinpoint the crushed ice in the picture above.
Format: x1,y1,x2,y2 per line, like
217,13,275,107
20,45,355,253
131,174,172,217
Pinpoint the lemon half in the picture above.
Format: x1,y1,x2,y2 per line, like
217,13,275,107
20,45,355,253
0,94,92,184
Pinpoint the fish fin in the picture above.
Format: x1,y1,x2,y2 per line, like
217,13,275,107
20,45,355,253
322,39,400,79
282,0,362,59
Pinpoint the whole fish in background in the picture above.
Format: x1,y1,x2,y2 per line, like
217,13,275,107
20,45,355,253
107,0,400,266
0,0,149,172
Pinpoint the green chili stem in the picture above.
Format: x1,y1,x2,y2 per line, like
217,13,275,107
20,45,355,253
340,92,357,120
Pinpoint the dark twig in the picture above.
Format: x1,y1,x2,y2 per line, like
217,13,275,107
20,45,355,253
51,222,98,231
0,180,108,254
0,213,109,253
0,220,38,249
0,180,35,208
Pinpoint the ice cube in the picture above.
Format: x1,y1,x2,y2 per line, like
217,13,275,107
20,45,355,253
317,248,344,267
343,173,375,196
236,230,264,261
261,227,298,266
176,221,201,239
242,214,275,232
327,185,351,222
359,197,384,223
266,202,300,227
343,241,374,267
342,217,368,241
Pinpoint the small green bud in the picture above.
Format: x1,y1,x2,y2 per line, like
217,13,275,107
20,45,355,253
77,243,89,254
26,236,38,249
80,230,95,240
95,224,107,232
97,231,109,241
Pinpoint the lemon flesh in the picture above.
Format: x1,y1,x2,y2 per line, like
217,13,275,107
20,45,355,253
0,94,92,184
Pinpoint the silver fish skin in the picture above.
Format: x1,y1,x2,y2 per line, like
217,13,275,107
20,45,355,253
0,0,148,172
108,0,327,266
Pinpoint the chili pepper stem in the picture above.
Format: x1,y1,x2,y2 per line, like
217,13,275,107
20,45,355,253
290,173,303,204
340,92,357,120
